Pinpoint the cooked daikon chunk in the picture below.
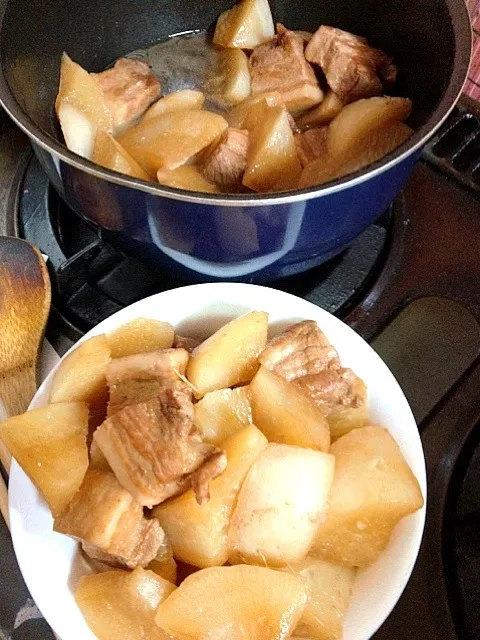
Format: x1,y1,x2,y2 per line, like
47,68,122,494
297,90,344,130
299,120,413,187
107,318,175,358
280,557,356,639
327,96,412,159
155,564,307,639
93,130,151,180
157,165,219,193
226,90,284,129
213,0,275,49
50,334,111,404
217,49,251,106
186,310,268,396
153,425,267,567
228,443,335,566
75,567,175,640
55,53,112,158
0,402,89,516
119,110,228,174
311,426,424,567
249,365,330,451
243,102,302,191
143,89,205,120
194,386,252,445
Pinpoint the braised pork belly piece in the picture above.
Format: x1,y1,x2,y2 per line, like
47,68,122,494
94,384,226,508
106,348,189,415
172,334,202,353
54,469,163,568
259,320,340,380
305,26,397,103
95,58,161,133
202,128,249,191
189,449,229,505
249,24,323,115
294,127,328,168
294,367,365,413
259,321,366,430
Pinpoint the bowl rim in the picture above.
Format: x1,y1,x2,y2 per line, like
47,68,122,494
8,283,427,640
0,0,472,207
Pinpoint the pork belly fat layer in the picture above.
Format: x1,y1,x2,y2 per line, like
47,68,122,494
107,348,189,415
259,320,340,380
54,469,164,568
95,385,225,508
305,26,397,103
202,128,249,190
94,58,161,133
249,24,323,114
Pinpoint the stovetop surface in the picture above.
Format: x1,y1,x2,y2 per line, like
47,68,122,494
1,95,480,639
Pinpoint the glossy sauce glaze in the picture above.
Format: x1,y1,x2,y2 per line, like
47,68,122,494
128,31,228,112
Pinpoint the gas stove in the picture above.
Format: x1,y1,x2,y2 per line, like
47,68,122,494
1,94,480,639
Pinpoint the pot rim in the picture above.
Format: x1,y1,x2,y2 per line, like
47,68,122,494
0,0,472,208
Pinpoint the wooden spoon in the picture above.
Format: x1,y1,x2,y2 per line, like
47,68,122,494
0,237,51,475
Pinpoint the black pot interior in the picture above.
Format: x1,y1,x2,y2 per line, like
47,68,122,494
0,0,463,148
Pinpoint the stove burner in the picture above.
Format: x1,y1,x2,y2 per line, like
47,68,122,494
17,155,393,349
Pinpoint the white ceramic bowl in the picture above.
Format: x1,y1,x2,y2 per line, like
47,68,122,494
8,283,426,640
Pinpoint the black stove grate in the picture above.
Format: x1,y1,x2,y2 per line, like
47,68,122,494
423,96,480,193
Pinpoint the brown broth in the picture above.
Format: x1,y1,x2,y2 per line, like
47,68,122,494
127,31,228,112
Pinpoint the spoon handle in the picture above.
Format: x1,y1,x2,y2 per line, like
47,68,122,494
0,364,40,528
0,442,11,475
0,365,37,421
0,237,51,531
0,362,37,519
0,406,10,529
0,474,8,530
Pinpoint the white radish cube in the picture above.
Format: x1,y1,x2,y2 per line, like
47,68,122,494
228,443,334,567
57,103,97,160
